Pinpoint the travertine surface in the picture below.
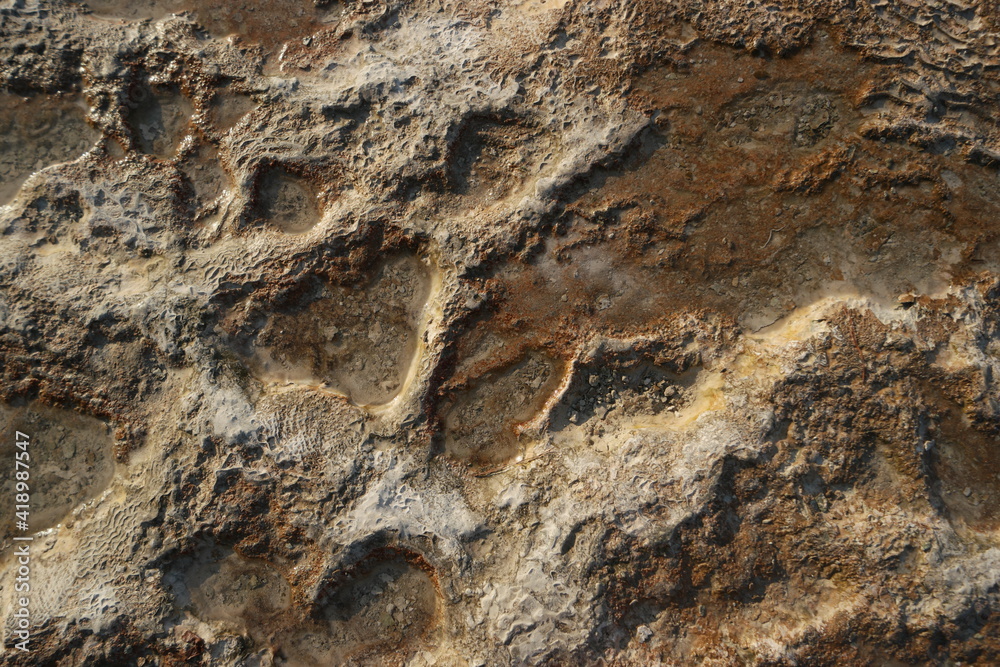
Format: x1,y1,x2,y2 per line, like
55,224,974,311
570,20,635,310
0,0,999,664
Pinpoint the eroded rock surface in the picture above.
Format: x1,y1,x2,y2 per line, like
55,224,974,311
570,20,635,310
0,0,999,665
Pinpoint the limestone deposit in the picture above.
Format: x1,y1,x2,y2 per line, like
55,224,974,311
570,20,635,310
0,0,999,664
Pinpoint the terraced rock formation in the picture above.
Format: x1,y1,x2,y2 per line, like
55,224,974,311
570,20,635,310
0,0,999,664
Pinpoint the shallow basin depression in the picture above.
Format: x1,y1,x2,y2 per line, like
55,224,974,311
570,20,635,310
281,555,438,666
209,86,256,133
167,541,291,637
440,351,564,466
126,82,192,158
0,92,99,206
258,166,321,234
248,254,434,406
0,403,115,537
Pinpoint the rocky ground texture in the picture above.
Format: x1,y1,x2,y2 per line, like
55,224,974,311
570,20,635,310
0,0,999,664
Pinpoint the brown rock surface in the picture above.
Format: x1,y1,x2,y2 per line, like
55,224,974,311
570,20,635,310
0,0,998,664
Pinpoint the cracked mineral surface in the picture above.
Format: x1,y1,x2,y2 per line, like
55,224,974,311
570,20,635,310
1,0,1000,665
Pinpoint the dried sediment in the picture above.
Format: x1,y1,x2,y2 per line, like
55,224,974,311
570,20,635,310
0,0,998,665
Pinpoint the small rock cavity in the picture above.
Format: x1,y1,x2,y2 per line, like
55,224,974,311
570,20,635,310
280,554,438,666
167,541,291,643
448,115,545,200
257,166,320,234
209,88,256,133
440,351,563,466
248,254,433,406
126,83,192,158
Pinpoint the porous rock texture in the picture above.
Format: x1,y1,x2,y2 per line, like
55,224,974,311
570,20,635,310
0,0,999,665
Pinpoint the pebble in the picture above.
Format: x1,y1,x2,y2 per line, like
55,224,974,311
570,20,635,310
963,487,972,497
637,625,653,643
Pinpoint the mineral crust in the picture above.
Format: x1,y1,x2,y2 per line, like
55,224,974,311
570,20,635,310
0,0,999,665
